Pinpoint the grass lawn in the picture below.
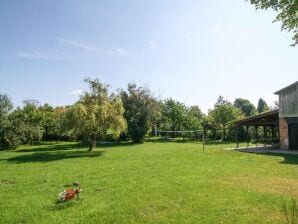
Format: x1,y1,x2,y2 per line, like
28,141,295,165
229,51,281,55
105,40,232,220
1,141,298,223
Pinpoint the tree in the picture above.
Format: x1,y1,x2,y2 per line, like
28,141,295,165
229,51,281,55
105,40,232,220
147,99,162,136
234,98,257,117
160,98,188,132
1,98,44,149
0,94,13,148
39,103,56,140
21,100,44,144
1,110,26,149
0,94,13,118
257,98,269,113
68,78,126,151
249,0,298,46
208,96,240,140
185,105,204,130
120,83,156,143
52,106,69,141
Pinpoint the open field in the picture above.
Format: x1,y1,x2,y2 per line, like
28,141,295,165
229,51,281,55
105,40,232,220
1,141,298,223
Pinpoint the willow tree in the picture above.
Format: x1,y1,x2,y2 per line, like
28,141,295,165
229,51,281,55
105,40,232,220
71,78,126,151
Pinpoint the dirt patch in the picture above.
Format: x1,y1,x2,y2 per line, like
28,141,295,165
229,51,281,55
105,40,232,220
218,176,298,196
1,179,16,185
94,188,104,192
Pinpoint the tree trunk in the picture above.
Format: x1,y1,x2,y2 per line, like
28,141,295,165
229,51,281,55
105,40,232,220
88,136,96,151
88,141,93,151
223,126,226,141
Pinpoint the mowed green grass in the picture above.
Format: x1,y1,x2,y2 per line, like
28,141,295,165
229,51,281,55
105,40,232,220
1,141,298,224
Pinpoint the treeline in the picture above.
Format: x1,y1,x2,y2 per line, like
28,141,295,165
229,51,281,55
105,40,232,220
0,78,275,150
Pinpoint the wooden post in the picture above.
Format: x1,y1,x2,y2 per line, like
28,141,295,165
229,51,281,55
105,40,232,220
263,126,267,148
236,125,239,148
277,122,280,148
271,126,274,145
255,126,258,148
246,125,250,148
202,131,205,152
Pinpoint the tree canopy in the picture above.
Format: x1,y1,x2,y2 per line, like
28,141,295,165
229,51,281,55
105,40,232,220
69,78,126,150
0,94,13,117
234,98,257,117
1,78,272,149
208,96,240,140
257,98,269,113
249,0,298,46
120,83,156,143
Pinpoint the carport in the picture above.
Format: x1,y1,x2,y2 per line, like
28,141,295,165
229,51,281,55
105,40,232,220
235,110,279,148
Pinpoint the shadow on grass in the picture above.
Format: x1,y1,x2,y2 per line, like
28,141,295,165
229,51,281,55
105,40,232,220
16,141,136,152
234,149,298,165
16,142,85,153
96,141,136,148
45,199,82,211
265,152,298,165
2,150,104,163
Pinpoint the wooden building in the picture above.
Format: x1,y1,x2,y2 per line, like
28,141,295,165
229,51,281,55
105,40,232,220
274,81,298,149
236,81,298,150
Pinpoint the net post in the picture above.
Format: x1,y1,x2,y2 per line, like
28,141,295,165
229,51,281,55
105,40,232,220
202,129,205,152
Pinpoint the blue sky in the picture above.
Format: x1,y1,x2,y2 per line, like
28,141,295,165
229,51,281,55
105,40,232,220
0,0,297,113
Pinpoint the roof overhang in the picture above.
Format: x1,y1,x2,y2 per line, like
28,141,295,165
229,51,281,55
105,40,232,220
236,109,279,126
274,81,298,95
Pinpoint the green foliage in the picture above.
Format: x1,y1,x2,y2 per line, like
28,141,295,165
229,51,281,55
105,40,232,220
39,104,58,141
0,97,43,149
1,81,272,148
148,99,162,136
0,94,13,148
185,106,204,130
121,83,156,143
0,94,13,118
249,0,298,46
20,100,44,144
257,98,270,113
161,98,188,132
234,98,257,117
1,112,26,149
160,99,204,134
65,78,126,150
208,96,240,140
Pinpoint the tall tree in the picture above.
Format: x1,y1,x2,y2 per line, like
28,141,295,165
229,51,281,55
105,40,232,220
0,94,13,148
52,106,69,141
120,83,156,143
68,78,126,151
147,99,162,136
185,105,204,130
1,110,26,149
160,98,188,132
249,0,298,46
21,100,44,144
208,96,240,140
234,98,257,117
0,94,13,118
39,103,56,140
257,98,269,113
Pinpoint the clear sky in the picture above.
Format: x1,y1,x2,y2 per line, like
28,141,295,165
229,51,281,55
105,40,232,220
0,0,297,113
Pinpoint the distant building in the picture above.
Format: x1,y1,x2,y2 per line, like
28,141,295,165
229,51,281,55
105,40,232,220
236,81,298,150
